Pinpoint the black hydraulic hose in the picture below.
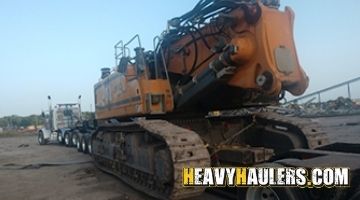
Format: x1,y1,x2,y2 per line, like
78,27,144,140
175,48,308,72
180,0,214,22
189,51,217,74
168,25,198,85
190,25,211,50
177,31,222,52
200,7,231,22
155,0,261,82
180,0,257,26
182,0,239,24
159,29,228,78
185,28,199,78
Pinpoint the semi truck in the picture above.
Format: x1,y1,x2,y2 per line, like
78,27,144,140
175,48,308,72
37,96,94,153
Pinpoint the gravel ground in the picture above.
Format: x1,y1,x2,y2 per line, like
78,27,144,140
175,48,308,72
0,136,223,200
313,115,360,144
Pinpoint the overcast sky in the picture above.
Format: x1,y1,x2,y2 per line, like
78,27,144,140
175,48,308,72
0,0,359,117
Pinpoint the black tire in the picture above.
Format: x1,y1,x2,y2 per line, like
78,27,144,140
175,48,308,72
349,186,360,200
38,131,46,145
57,132,63,144
245,162,309,200
76,135,83,152
64,132,71,147
71,132,78,148
81,137,88,154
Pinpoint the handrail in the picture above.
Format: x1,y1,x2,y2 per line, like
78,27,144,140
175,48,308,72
114,34,142,66
153,35,169,80
114,40,123,66
124,34,142,49
153,36,160,79
286,76,360,104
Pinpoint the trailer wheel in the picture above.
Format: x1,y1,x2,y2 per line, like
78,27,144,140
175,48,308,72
38,131,47,145
71,133,78,148
81,137,88,154
76,136,83,152
245,162,309,200
87,137,92,155
64,132,71,147
245,187,308,200
57,132,63,144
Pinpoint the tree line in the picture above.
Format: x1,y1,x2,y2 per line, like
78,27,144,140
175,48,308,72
0,112,95,130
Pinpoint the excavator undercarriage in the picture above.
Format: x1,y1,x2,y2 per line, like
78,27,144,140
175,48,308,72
91,110,333,199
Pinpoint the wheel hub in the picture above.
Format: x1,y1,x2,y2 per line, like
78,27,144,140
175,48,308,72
246,187,280,200
72,137,76,145
88,143,92,154
65,136,69,144
82,140,86,151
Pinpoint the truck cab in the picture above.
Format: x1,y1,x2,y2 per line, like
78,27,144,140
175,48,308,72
38,103,81,145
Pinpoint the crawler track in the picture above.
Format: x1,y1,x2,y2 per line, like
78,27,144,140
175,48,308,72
91,119,210,200
254,111,329,150
91,111,329,200
171,110,329,157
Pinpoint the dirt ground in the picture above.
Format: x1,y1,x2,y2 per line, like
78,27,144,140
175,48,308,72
313,115,360,144
0,115,359,200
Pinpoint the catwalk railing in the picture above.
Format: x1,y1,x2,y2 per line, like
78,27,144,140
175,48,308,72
286,76,360,104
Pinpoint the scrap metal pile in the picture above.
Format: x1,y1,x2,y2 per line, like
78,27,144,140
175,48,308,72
283,97,360,117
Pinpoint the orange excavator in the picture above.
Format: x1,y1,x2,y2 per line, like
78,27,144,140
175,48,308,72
90,0,359,199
